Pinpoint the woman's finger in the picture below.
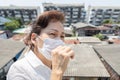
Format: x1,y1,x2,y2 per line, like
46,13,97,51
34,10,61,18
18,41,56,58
68,50,74,59
62,46,71,53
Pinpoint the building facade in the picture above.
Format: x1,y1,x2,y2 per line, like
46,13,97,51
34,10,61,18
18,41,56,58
87,6,120,26
0,6,40,23
42,3,86,27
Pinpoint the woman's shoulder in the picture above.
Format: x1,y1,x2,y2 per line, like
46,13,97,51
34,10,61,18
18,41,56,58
10,58,28,71
7,58,31,80
7,58,29,76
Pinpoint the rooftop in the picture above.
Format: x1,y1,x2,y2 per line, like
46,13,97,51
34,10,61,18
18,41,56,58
94,44,120,75
43,3,84,7
0,6,40,9
64,44,110,77
0,39,25,69
97,26,111,30
64,27,73,35
78,37,101,43
90,6,120,9
72,22,96,29
65,37,79,44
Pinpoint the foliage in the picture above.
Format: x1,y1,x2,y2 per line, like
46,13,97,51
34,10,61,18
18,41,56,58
102,19,113,24
72,29,76,37
4,17,23,31
93,33,105,40
6,17,23,25
115,26,120,30
4,20,20,31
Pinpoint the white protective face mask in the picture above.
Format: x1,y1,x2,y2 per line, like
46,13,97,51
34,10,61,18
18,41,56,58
38,38,65,60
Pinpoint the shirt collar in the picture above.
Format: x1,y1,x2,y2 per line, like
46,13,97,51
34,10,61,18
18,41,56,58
25,50,50,70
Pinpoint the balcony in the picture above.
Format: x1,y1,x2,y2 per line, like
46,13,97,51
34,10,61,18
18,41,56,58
92,9,95,11
72,8,79,11
65,8,71,12
31,15,36,18
73,12,78,15
80,16,85,19
104,15,110,17
24,18,30,21
97,15,103,18
72,15,78,18
15,15,21,17
112,15,119,19
104,12,112,16
113,12,120,15
66,12,71,15
81,12,86,16
72,19,78,22
96,19,101,22
104,17,110,19
65,18,70,21
6,11,10,13
114,9,120,12
97,9,103,12
23,15,29,18
105,11,112,14
65,16,70,19
106,9,112,11
96,12,103,15
32,18,36,21
0,11,4,14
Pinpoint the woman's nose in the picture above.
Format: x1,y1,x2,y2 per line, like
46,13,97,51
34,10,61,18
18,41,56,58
54,37,61,40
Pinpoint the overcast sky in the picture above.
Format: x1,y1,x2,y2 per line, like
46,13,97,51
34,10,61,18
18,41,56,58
0,0,120,9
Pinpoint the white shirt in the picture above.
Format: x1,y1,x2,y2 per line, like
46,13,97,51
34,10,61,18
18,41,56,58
7,50,51,80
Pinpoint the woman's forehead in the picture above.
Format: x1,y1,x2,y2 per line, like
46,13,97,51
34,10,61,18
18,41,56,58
45,21,64,32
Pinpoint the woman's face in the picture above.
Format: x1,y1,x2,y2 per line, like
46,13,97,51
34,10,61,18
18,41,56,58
38,21,65,48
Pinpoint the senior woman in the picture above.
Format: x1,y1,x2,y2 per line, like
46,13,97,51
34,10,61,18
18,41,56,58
7,10,74,80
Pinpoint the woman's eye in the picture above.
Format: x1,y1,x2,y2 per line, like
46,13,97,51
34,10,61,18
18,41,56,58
61,36,65,38
49,33,56,38
50,33,55,36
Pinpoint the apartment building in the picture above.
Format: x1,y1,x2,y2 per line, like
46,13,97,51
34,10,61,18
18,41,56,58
42,3,86,27
0,6,40,23
87,6,120,26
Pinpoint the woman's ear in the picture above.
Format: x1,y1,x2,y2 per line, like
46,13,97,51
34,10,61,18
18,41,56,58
31,33,37,45
31,33,37,39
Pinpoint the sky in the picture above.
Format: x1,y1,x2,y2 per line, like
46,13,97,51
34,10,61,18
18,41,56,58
0,0,120,10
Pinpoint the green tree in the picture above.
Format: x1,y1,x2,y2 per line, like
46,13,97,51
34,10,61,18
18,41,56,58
102,19,113,24
72,29,76,37
93,33,104,40
4,20,20,31
6,17,23,25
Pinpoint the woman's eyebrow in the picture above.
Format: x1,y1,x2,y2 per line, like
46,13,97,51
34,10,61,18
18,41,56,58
49,29,59,32
49,29,64,34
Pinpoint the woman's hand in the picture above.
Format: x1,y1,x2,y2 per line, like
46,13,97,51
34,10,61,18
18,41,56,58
51,46,74,80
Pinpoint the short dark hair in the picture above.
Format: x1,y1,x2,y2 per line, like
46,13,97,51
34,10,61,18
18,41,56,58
24,10,65,46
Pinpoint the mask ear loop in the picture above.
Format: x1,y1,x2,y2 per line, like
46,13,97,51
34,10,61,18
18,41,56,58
24,45,31,55
19,44,31,59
